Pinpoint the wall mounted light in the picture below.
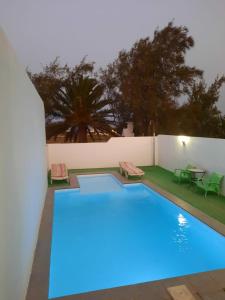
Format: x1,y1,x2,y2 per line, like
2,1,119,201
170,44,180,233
178,135,190,146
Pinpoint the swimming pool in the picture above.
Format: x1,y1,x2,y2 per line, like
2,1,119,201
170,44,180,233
49,174,225,298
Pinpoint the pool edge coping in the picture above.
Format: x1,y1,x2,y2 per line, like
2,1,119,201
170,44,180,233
26,171,225,300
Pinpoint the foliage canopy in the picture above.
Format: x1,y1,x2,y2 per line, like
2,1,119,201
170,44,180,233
29,59,117,142
29,22,225,141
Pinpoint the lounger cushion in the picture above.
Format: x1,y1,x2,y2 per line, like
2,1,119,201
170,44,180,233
119,161,144,176
51,163,68,178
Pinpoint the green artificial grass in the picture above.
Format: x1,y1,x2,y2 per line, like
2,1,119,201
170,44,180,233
48,165,225,225
141,166,225,225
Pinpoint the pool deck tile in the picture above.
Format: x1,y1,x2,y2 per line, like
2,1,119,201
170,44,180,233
162,276,195,293
186,272,223,294
54,281,172,300
26,171,225,300
167,284,196,300
210,269,225,287
199,291,225,300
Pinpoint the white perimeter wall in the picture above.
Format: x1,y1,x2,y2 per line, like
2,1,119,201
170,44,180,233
47,137,153,169
47,134,225,194
0,28,47,300
158,135,225,194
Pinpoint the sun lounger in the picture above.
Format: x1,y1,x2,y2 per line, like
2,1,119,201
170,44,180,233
119,161,144,178
51,163,69,184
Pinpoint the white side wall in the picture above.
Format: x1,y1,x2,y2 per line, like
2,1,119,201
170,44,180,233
157,135,225,194
0,28,47,300
47,137,153,169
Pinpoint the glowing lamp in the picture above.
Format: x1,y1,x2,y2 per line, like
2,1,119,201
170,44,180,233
178,135,190,146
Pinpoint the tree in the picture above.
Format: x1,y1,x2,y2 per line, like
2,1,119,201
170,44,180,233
28,58,69,124
29,59,117,142
100,63,131,134
101,22,202,135
178,76,225,137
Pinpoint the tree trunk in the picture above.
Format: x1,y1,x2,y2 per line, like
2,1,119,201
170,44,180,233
78,124,88,143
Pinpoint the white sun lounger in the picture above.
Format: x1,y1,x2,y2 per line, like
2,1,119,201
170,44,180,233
51,163,69,184
119,161,144,178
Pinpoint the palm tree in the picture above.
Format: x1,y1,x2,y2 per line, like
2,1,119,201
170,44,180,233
46,75,117,142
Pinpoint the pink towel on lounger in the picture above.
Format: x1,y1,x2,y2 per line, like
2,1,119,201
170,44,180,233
51,163,67,177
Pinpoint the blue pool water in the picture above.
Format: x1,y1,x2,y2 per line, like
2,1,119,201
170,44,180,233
49,174,225,298
78,174,123,193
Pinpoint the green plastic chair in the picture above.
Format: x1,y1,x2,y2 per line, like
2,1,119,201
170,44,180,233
195,172,224,197
173,164,195,183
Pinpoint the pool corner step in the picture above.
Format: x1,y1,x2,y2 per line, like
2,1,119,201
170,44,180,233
167,285,196,300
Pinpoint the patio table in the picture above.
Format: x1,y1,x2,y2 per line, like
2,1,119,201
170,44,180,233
187,168,206,183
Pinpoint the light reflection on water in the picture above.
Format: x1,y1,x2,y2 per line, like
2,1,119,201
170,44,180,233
178,213,188,227
173,213,190,252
